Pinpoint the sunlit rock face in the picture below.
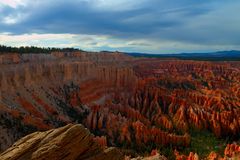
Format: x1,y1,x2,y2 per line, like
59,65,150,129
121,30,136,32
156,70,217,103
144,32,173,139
0,51,240,159
0,124,124,160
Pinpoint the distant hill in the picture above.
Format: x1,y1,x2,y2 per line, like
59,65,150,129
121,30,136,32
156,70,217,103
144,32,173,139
126,50,240,61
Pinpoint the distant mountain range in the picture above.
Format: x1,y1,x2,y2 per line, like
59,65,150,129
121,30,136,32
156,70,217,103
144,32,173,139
126,50,240,61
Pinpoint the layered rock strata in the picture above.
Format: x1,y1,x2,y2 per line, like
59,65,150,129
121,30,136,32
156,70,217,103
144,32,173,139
0,124,124,160
0,52,240,159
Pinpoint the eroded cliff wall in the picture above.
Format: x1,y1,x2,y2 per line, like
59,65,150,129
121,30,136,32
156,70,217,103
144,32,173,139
0,52,239,158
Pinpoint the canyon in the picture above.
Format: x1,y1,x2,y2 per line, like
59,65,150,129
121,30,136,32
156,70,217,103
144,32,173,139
0,51,239,159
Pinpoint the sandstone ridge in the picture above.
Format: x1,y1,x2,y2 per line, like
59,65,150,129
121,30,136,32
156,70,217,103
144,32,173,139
0,124,124,160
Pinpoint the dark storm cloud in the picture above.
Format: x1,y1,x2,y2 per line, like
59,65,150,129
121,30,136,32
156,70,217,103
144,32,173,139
0,1,209,35
1,0,240,50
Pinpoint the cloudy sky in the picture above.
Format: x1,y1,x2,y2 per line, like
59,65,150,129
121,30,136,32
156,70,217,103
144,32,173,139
0,0,240,53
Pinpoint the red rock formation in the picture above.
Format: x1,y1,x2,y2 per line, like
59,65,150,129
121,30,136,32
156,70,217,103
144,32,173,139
175,143,240,160
32,94,57,115
17,97,44,119
94,136,108,148
174,151,199,160
0,52,240,158
207,151,221,160
125,150,168,160
0,53,21,64
224,144,240,158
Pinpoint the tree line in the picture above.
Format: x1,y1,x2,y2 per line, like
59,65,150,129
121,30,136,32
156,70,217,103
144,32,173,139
0,45,81,54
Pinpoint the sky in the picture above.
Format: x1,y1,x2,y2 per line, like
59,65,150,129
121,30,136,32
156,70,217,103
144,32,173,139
0,0,240,54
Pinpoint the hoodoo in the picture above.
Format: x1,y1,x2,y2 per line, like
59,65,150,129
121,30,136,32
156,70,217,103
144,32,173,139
0,51,239,159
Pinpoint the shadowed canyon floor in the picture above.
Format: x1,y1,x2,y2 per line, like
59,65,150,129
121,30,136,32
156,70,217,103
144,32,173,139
0,51,240,159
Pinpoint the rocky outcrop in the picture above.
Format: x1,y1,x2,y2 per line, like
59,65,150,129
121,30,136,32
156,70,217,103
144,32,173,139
0,124,124,160
224,143,240,158
0,53,21,64
132,60,240,138
0,52,136,151
0,52,240,158
175,143,240,160
174,151,199,160
127,152,167,160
